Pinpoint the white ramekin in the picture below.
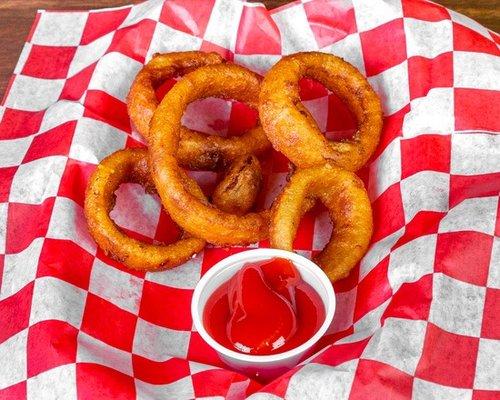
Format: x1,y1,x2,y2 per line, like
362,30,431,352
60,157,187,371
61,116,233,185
191,248,336,381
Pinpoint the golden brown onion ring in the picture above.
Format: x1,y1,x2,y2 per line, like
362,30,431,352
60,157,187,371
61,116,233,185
84,149,263,271
84,148,205,271
212,155,262,215
270,164,373,282
127,51,223,141
259,51,383,171
127,51,269,170
149,63,269,246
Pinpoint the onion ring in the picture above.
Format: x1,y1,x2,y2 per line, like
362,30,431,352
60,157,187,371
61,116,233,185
128,51,270,170
259,51,383,171
127,51,223,140
84,148,263,271
149,63,269,246
212,155,262,215
84,148,205,271
269,164,373,282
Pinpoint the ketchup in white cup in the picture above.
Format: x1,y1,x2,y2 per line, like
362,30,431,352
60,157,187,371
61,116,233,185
191,249,336,381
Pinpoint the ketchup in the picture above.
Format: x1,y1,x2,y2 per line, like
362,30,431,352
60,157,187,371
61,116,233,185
203,258,325,355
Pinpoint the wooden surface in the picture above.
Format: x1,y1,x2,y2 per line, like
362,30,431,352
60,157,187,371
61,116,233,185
0,0,498,99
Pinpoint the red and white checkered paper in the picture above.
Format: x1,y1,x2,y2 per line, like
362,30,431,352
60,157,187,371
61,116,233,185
0,0,499,398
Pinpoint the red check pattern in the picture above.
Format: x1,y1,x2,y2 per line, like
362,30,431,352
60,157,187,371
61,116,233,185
0,0,499,398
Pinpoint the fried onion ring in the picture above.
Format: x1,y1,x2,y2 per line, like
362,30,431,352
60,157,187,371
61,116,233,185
212,155,262,215
270,164,373,281
149,63,269,245
259,51,383,171
84,149,263,271
128,51,270,170
84,148,205,271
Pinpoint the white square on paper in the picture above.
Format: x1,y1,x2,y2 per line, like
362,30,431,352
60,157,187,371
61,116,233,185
69,117,127,165
9,156,67,204
0,203,7,255
352,0,403,32
474,338,500,390
135,376,194,400
405,18,453,59
413,378,472,400
271,4,318,54
400,171,449,223
13,43,33,75
39,101,84,134
368,137,401,201
203,0,244,51
487,238,500,289
88,52,143,102
145,253,203,289
429,274,486,337
133,318,190,361
31,11,87,46
329,287,357,333
46,197,97,255
77,332,133,376
146,22,202,61
247,395,283,400
368,61,409,116
4,75,65,112
454,52,500,91
189,361,220,375
313,209,332,252
0,329,27,390
89,259,143,314
109,183,161,239
362,318,427,375
360,228,404,280
388,234,437,292
338,299,391,344
439,196,498,236
30,277,87,328
182,98,231,135
0,137,33,168
120,0,162,28
27,364,77,400
402,88,454,138
68,33,114,77
327,33,366,75
451,133,500,175
1,238,43,300
302,96,329,132
286,360,358,400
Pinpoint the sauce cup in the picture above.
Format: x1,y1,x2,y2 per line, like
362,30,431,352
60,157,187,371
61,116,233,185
191,248,336,381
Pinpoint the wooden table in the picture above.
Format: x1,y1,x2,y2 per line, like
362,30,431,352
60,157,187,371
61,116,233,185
0,0,498,99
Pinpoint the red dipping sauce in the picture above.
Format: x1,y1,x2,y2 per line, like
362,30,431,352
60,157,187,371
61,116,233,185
203,258,325,355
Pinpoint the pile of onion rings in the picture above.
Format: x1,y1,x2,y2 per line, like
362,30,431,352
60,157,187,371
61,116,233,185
261,52,382,281
85,50,382,281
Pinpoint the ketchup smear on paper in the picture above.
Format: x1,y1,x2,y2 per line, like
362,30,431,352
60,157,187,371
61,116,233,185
203,258,325,355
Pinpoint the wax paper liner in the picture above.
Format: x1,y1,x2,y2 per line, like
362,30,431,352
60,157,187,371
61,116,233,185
0,0,499,398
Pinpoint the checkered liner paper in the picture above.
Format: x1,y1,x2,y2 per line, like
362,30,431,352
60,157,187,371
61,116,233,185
0,0,499,398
